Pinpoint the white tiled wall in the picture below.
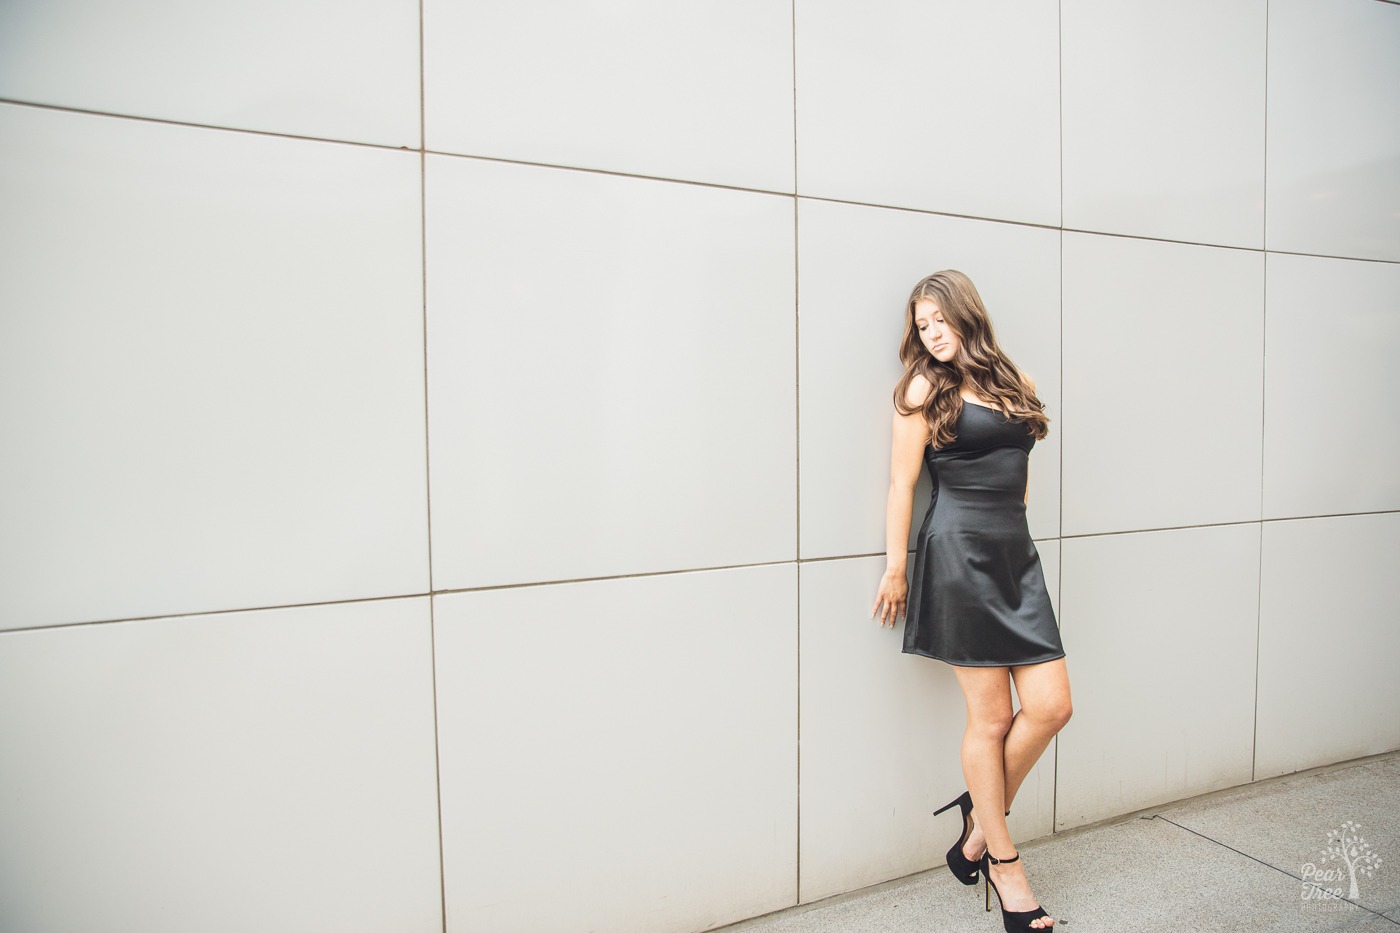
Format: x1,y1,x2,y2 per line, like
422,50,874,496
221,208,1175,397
1061,232,1264,536
1265,0,1400,261
424,155,796,590
1,1,1396,931
796,0,1061,225
1255,513,1400,778
1062,0,1267,249
0,105,429,631
1262,252,1400,518
1055,525,1260,830
423,0,794,191
0,0,421,147
0,598,442,933
433,566,797,933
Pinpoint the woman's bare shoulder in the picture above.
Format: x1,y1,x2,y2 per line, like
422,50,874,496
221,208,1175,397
902,372,934,409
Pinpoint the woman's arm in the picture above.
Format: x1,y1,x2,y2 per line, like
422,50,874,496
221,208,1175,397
872,376,932,626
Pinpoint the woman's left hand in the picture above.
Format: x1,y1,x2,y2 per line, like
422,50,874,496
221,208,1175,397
871,567,908,628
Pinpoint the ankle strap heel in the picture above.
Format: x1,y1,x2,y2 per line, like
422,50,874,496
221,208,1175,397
981,849,1055,931
931,792,1013,888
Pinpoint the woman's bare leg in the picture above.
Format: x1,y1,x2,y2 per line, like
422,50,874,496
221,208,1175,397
951,660,1070,930
964,657,1073,856
951,665,1014,853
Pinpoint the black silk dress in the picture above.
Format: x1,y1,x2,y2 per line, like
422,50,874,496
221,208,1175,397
901,399,1065,667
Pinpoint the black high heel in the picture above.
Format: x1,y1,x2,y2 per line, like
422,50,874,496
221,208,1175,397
932,791,980,884
932,791,1012,886
982,849,1055,931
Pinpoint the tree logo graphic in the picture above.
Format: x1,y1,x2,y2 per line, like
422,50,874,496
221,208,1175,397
1301,820,1383,908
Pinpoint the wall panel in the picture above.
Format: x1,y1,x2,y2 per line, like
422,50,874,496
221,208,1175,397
434,566,798,933
0,104,429,630
0,598,442,933
0,0,420,146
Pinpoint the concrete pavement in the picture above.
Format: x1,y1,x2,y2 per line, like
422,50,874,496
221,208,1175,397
716,751,1400,932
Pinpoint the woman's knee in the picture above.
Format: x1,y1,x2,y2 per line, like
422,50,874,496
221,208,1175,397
1030,697,1072,730
968,709,1015,738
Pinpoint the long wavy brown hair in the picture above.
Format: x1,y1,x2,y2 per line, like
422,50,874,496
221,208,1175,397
891,269,1050,449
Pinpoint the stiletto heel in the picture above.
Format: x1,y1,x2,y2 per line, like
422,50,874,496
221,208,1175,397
933,791,980,884
932,791,1012,887
981,849,1055,931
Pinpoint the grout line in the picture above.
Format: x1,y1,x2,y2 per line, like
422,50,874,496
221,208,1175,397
794,563,802,906
792,27,801,572
796,193,1393,265
0,591,437,635
1202,244,1397,266
1052,509,1399,537
1253,0,1269,779
798,194,1400,265
1051,224,1263,255
1152,815,1400,924
427,598,450,933
0,96,417,153
7,504,1400,635
799,193,1064,232
1253,2,1269,781
416,3,447,930
4,505,1397,636
1053,0,1064,838
418,6,432,596
791,0,802,903
422,146,794,199
1251,304,1266,784
1252,0,1270,787
419,3,427,155
1261,0,1270,255
1,95,1397,268
430,559,794,591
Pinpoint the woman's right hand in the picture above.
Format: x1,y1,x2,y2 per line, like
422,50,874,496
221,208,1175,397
871,567,908,628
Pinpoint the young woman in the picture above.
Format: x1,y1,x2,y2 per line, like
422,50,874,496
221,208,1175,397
870,270,1073,932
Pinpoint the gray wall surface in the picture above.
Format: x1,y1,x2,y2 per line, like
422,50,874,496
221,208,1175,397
1,1,1397,931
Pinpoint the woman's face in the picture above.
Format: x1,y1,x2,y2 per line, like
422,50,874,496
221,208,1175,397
914,298,960,364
